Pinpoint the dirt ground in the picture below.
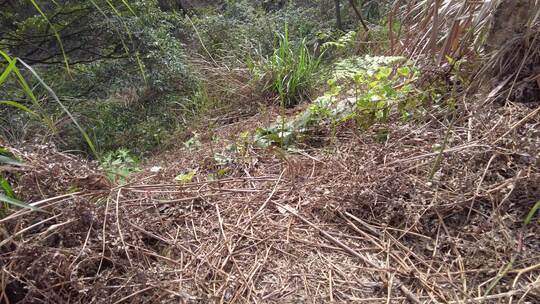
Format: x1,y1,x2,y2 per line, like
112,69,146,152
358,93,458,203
1,96,539,303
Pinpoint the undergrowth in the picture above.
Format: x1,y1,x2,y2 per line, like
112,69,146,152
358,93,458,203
254,55,427,148
0,147,36,213
251,25,323,107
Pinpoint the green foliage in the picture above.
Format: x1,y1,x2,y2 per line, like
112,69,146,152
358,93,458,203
189,1,333,60
1,1,198,157
0,0,391,158
321,30,358,52
525,199,540,225
27,0,70,73
255,55,425,148
0,51,98,158
184,133,202,150
99,148,140,184
175,170,196,183
0,149,37,212
0,51,53,128
253,25,322,107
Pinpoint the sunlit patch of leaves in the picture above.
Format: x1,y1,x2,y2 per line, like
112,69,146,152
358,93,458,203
255,55,427,149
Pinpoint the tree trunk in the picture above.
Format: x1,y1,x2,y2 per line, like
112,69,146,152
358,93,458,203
334,0,343,31
485,0,531,53
483,0,539,103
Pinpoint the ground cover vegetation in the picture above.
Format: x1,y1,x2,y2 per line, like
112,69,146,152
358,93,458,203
1,0,539,303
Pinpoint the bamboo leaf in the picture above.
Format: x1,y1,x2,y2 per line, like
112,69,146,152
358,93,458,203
19,60,99,159
120,0,137,16
0,57,16,84
0,101,39,118
0,51,44,111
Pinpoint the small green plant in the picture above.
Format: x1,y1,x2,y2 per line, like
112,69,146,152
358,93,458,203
99,149,140,184
0,148,38,213
184,133,202,150
254,55,425,149
175,170,196,183
321,30,359,59
254,24,323,107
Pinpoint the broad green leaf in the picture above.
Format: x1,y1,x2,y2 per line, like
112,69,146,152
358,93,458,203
175,171,196,183
397,66,411,77
375,67,392,80
0,177,15,198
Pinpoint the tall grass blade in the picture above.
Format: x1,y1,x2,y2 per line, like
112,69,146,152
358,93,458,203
0,50,55,130
120,0,137,16
0,101,39,118
19,60,99,159
28,0,70,74
0,58,15,84
0,193,39,211
0,155,25,167
96,0,147,83
0,177,15,198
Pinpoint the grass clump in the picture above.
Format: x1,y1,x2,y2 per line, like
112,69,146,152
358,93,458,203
253,25,322,107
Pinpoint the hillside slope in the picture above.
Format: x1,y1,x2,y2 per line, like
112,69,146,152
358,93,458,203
1,95,539,303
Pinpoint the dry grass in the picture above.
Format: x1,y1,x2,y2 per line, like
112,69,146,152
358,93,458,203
1,88,539,303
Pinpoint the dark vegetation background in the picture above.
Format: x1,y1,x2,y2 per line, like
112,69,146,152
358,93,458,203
0,0,390,156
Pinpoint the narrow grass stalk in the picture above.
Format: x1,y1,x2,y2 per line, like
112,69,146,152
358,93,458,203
28,0,71,75
0,194,39,211
19,60,99,159
90,0,147,83
0,50,55,130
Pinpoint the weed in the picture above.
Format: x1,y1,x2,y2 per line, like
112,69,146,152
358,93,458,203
254,55,426,149
0,148,38,213
175,170,196,183
253,24,323,107
99,148,140,184
525,199,540,225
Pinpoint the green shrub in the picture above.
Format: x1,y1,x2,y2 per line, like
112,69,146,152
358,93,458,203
99,148,140,184
188,1,333,61
254,55,427,148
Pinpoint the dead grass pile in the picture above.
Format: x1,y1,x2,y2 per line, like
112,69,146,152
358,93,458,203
1,142,101,202
1,96,539,303
479,29,540,104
